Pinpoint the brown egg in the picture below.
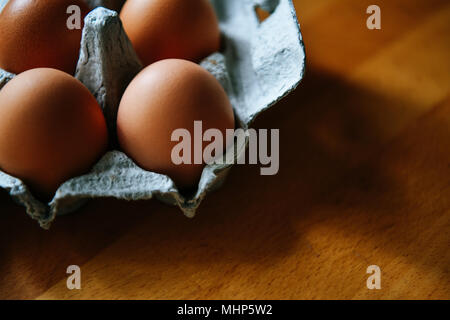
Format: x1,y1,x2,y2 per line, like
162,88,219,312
117,59,235,190
120,0,220,66
0,68,108,200
0,0,90,75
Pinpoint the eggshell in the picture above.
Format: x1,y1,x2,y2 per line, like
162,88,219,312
0,68,108,199
117,59,235,190
0,0,90,74
120,0,220,66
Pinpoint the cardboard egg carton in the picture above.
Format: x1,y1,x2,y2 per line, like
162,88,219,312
0,0,305,228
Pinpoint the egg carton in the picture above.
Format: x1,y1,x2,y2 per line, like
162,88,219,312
0,0,305,229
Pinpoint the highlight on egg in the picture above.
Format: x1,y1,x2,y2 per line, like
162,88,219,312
0,68,108,200
0,0,90,74
120,0,221,66
116,59,235,190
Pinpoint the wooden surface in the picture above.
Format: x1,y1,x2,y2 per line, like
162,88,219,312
1,0,449,300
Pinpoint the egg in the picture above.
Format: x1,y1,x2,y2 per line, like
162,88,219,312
120,0,220,66
0,68,108,200
0,0,90,74
117,59,235,190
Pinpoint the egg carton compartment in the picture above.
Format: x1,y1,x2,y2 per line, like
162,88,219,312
0,0,305,229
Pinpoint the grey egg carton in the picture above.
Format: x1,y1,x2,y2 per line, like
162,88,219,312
0,0,305,229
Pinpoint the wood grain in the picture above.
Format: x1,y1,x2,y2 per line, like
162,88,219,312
1,0,449,300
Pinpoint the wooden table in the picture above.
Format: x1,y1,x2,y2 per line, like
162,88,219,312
0,0,449,300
